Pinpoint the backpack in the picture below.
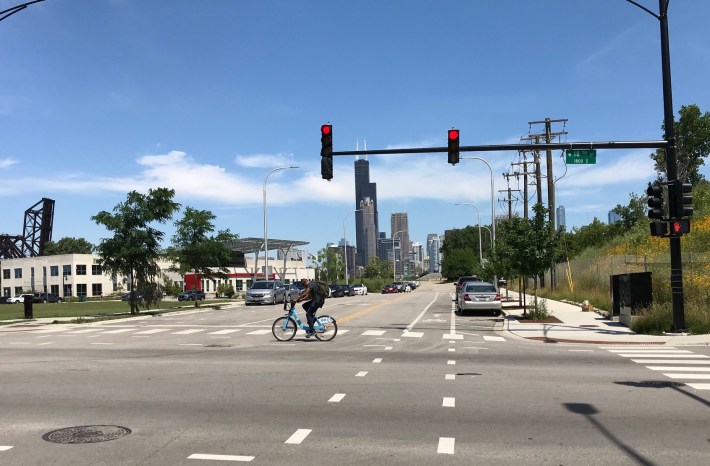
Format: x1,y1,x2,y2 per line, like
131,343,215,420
314,280,329,299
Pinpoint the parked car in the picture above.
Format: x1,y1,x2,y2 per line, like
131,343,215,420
454,275,483,303
7,295,25,303
0,296,10,305
381,284,398,294
328,284,345,298
284,283,301,302
341,284,356,296
177,290,206,301
456,281,501,315
33,293,63,303
245,280,285,305
351,283,368,295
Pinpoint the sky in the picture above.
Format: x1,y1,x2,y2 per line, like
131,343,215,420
2,0,710,259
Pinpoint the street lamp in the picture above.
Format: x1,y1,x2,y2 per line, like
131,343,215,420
454,202,483,265
343,209,361,286
460,157,495,250
263,166,298,280
392,230,404,282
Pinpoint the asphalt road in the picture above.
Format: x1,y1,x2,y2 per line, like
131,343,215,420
1,282,709,465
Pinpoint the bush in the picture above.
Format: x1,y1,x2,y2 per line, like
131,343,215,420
527,298,552,320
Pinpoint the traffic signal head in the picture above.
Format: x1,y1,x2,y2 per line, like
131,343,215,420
649,220,668,238
669,181,693,219
670,218,690,236
447,128,460,165
320,124,333,180
646,182,664,220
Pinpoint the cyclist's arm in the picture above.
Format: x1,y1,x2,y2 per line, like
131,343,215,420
296,287,311,303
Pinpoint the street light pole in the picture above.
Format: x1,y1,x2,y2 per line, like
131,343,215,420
460,157,495,250
343,210,361,286
454,202,483,265
263,166,298,281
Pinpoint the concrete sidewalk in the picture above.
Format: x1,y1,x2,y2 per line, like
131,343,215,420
499,291,710,346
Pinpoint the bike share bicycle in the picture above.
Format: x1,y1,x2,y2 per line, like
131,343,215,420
271,293,338,341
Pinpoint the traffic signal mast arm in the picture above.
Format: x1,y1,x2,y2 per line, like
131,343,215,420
330,139,668,157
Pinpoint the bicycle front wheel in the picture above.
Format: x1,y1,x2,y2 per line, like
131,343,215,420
314,315,338,341
272,316,297,341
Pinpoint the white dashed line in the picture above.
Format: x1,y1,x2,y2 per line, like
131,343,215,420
687,383,710,390
209,329,241,335
442,397,455,407
402,332,423,338
631,359,710,364
187,453,254,462
102,328,135,334
362,330,386,336
134,329,171,335
443,334,463,340
90,342,114,345
285,429,311,444
37,342,53,346
646,366,710,372
172,329,205,335
483,336,505,342
328,393,346,403
384,346,393,351
372,358,382,364
445,374,456,380
0,446,13,451
664,373,710,379
356,371,368,377
447,360,456,365
448,348,455,352
437,437,455,454
179,344,203,346
622,354,708,359
246,330,271,335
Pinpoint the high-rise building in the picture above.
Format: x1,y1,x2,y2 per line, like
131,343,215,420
608,210,622,224
391,213,409,278
556,205,566,230
427,234,441,273
354,157,379,268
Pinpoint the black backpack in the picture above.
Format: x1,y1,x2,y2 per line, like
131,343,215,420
314,280,329,299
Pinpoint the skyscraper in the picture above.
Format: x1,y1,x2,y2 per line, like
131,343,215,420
556,205,566,230
391,212,409,278
427,234,441,273
354,157,379,268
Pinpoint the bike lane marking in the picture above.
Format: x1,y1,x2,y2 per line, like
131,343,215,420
188,453,254,462
442,397,455,408
328,393,346,403
438,437,455,454
402,293,438,337
285,429,312,444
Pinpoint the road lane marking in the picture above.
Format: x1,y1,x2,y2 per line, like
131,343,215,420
102,328,135,334
372,358,382,363
402,332,423,338
356,371,368,377
339,295,409,323
438,437,455,454
443,397,455,407
608,349,693,354
445,374,456,380
621,354,708,358
483,336,505,342
179,343,203,346
0,446,13,451
9,342,30,345
646,366,710,371
37,342,53,346
285,429,311,444
687,383,710,390
209,329,241,335
68,329,102,334
443,334,463,340
188,453,254,462
134,329,170,335
601,346,675,349
90,342,114,345
172,329,205,335
364,344,387,347
328,393,346,403
362,330,386,336
447,360,456,365
664,373,710,379
631,359,710,364
403,294,439,336
448,348,455,352
246,330,271,335
384,346,393,351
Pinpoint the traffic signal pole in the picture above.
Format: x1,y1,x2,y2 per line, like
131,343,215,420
658,0,686,333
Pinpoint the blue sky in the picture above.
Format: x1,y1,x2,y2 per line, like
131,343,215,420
2,0,709,258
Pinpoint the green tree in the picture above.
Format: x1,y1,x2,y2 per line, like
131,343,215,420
440,226,480,280
166,207,238,307
493,204,562,310
92,188,180,314
650,104,710,185
364,256,391,279
315,247,342,282
43,237,95,255
610,193,647,232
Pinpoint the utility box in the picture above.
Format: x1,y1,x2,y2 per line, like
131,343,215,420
23,297,33,320
613,272,652,327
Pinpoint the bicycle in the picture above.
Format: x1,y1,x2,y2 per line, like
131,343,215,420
272,299,338,342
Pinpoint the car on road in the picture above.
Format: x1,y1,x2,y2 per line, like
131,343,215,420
456,281,501,315
245,280,285,305
283,283,301,302
328,284,345,298
177,290,206,301
381,284,398,294
33,293,63,303
351,283,368,295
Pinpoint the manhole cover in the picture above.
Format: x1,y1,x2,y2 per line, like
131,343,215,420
43,425,131,444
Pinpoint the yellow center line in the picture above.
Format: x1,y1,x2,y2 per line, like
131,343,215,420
337,295,409,323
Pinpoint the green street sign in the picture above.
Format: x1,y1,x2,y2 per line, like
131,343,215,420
566,149,597,164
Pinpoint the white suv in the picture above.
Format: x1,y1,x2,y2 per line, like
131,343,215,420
351,284,368,295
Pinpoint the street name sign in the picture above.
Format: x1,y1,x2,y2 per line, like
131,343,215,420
566,149,597,164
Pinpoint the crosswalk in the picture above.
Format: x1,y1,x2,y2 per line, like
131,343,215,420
602,345,710,390
0,325,506,344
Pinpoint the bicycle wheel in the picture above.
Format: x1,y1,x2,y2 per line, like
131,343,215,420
314,315,338,341
272,316,297,341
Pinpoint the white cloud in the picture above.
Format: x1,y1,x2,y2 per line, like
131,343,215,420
0,158,18,168
234,152,296,168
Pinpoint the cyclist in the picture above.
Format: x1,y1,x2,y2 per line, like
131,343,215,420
295,278,326,337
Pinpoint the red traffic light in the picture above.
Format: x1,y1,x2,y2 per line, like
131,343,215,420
448,129,459,140
321,124,332,135
670,218,690,236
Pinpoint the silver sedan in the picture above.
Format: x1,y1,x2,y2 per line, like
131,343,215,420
456,281,501,315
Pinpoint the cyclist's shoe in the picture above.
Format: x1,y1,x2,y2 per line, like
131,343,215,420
305,330,315,338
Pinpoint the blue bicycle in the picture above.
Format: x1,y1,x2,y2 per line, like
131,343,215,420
272,300,338,341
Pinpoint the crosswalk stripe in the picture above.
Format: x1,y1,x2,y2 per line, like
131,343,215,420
171,329,205,335
645,366,710,372
101,328,135,334
483,336,505,342
608,349,693,354
631,359,710,364
686,383,710,390
208,329,241,335
362,330,386,336
663,373,710,379
246,330,271,335
68,329,102,334
134,329,171,335
619,354,708,358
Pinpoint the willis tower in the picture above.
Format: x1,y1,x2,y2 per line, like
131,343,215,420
354,156,379,269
